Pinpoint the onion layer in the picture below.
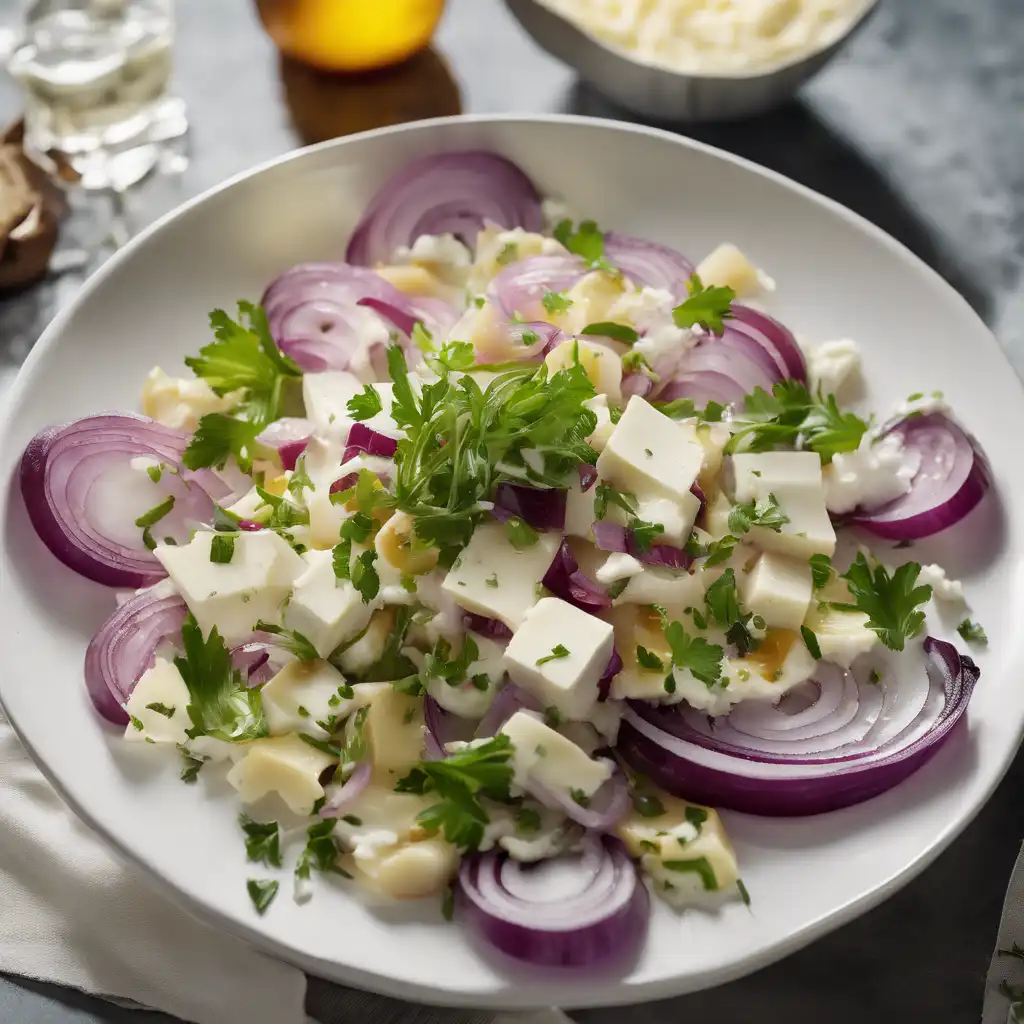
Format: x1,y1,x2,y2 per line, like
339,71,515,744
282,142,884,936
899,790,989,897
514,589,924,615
493,483,566,531
319,761,372,818
543,540,612,612
84,585,187,725
618,638,979,816
457,834,648,968
852,412,991,540
20,414,213,588
603,232,694,299
346,151,543,266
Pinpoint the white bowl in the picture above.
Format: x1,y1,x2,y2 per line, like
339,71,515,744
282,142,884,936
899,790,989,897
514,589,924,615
0,114,1019,1010
505,0,880,121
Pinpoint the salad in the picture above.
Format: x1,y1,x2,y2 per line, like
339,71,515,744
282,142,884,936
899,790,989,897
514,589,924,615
19,150,990,971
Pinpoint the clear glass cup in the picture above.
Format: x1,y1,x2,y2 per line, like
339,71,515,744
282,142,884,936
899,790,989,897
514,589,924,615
6,0,188,190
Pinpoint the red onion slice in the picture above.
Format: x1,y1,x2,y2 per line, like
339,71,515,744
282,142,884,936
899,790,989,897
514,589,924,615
256,417,312,471
230,641,279,688
84,586,188,725
621,372,654,400
319,761,372,819
345,422,399,459
577,464,598,492
489,255,586,321
655,371,750,408
530,771,631,831
619,638,979,816
851,413,991,540
603,232,694,298
346,151,543,266
457,835,649,968
463,612,514,645
542,540,612,612
598,648,623,702
493,483,566,531
262,263,417,372
476,683,541,738
730,304,806,382
424,695,459,760
20,414,214,588
592,521,691,571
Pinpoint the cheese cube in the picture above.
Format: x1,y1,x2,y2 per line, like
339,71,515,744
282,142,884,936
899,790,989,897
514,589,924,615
617,566,706,609
123,657,191,745
226,735,335,814
595,551,644,585
695,243,764,298
564,475,597,540
615,790,739,905
596,396,705,503
503,597,614,720
335,608,395,675
371,838,460,900
501,710,612,799
608,604,675,701
633,493,700,547
742,552,813,632
363,687,425,777
155,531,306,643
731,452,824,502
441,522,560,631
285,548,376,658
583,394,616,453
301,371,364,434
261,659,352,737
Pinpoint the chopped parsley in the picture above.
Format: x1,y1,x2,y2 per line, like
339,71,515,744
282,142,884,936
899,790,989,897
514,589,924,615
505,516,539,549
246,878,279,915
703,535,738,568
209,533,236,564
630,519,665,554
663,856,719,891
633,792,665,818
800,625,822,660
536,644,570,666
552,218,614,272
581,321,639,343
395,735,515,851
664,620,724,688
145,702,176,719
957,619,988,645
836,553,932,652
239,815,282,868
495,241,519,265
129,715,144,732
295,819,351,882
253,621,319,662
593,482,637,520
516,807,542,833
135,496,175,529
636,646,664,672
727,493,790,535
347,384,384,421
809,553,832,590
570,788,590,807
672,274,735,334
541,290,573,316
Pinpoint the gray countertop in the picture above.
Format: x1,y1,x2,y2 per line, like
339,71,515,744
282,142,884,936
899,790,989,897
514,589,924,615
1,0,1022,1021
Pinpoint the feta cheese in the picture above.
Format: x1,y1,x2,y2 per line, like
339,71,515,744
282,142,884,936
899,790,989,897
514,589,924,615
608,286,696,375
123,658,191,745
627,493,700,547
583,394,615,452
615,791,739,906
301,371,364,435
617,564,707,608
597,396,705,503
823,434,920,515
806,338,861,396
441,522,561,631
803,602,876,667
140,367,240,432
541,197,574,230
918,563,965,602
695,243,767,299
741,552,813,632
564,474,598,540
226,735,335,814
155,531,306,643
895,393,951,419
225,486,268,523
393,233,472,286
375,510,440,577
334,608,395,675
503,597,614,720
545,338,623,403
501,710,613,800
730,451,836,559
556,270,628,335
595,551,644,585
260,659,352,737
467,226,566,294
284,548,376,658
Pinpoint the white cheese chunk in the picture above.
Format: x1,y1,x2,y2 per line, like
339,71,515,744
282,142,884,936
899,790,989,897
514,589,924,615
226,735,335,814
441,522,560,631
596,396,705,503
545,338,623,404
695,243,766,298
285,548,376,658
141,367,241,432
155,531,306,643
632,493,701,547
362,687,425,777
595,551,644,585
732,451,824,502
123,657,191,745
918,563,965,602
501,710,612,800
564,474,598,540
617,565,706,608
742,552,813,632
503,597,614,720
393,233,472,286
426,635,506,719
807,338,862,396
583,394,615,452
823,434,920,515
261,659,352,737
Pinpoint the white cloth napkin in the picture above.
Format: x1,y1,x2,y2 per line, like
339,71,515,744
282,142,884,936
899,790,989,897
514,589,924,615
0,701,567,1024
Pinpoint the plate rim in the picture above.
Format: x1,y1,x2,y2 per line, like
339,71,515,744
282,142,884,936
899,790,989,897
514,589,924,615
0,113,1018,1009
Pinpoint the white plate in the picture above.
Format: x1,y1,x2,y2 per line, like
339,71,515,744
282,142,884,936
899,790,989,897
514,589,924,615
0,115,1020,1010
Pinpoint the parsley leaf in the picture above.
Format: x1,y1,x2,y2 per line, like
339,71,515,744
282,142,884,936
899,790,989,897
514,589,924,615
705,568,742,628
536,644,570,666
174,614,268,741
347,385,383,421
246,878,279,914
253,621,319,662
726,381,869,463
209,533,235,563
957,619,988,645
703,535,738,568
135,496,175,529
332,539,352,581
636,646,664,671
630,519,664,554
594,482,637,520
504,516,539,549
581,321,639,343
239,815,282,868
395,735,514,851
800,625,822,659
350,549,380,602
145,702,176,718
552,219,613,271
542,290,573,316
728,493,790,535
287,456,314,498
664,621,724,688
809,553,832,590
837,553,932,652
663,857,719,891
672,274,735,334
295,819,351,881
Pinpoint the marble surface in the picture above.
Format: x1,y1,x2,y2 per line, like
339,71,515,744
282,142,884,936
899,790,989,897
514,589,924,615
1,0,1022,1020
